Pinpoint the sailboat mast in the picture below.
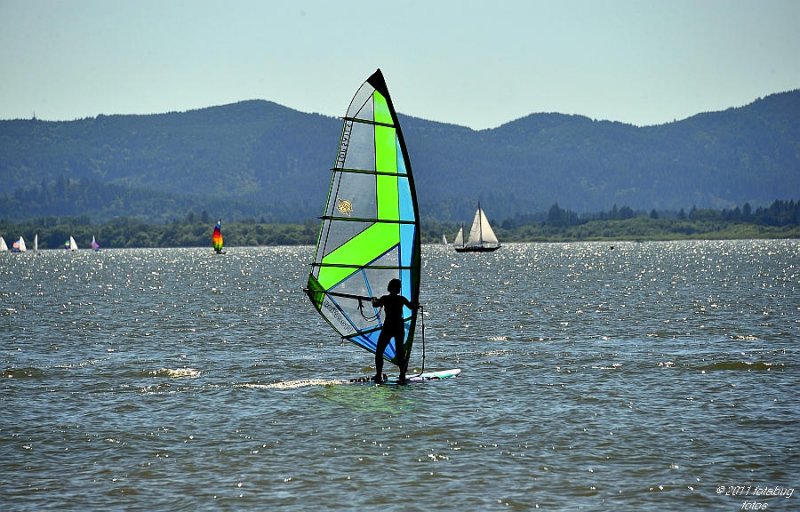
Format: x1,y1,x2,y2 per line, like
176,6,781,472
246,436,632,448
478,202,483,244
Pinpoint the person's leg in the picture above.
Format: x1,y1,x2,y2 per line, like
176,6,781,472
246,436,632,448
374,331,390,382
394,326,407,384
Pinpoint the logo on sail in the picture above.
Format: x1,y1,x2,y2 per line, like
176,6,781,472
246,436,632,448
337,199,353,216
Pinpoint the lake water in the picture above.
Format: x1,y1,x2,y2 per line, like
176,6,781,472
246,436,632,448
1,240,798,511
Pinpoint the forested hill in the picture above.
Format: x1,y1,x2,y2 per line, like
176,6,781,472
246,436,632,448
1,90,798,223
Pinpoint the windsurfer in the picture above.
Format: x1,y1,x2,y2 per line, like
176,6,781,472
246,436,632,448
371,278,418,384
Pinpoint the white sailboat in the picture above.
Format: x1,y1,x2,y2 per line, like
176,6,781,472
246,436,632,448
34,233,38,252
65,236,78,251
454,203,501,252
12,236,27,253
0,237,7,252
442,234,448,245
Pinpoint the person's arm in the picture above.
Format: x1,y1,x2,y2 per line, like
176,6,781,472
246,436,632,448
402,297,418,310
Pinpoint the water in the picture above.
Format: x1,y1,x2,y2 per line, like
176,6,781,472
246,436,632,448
1,240,798,511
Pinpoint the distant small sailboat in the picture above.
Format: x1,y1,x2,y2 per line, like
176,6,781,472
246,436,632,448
212,219,225,254
34,233,38,252
65,236,78,251
0,237,7,252
91,236,100,251
12,236,27,253
454,203,501,252
442,234,449,245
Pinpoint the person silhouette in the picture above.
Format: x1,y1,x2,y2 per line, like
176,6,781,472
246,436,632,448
371,278,418,384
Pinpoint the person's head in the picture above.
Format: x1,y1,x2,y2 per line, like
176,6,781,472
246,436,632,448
387,278,401,294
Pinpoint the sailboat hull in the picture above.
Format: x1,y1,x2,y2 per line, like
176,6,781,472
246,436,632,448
454,245,500,253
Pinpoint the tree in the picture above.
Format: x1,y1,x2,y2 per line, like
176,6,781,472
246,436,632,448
546,203,580,227
742,202,752,219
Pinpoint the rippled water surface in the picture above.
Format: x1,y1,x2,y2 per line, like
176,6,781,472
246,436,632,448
1,240,798,511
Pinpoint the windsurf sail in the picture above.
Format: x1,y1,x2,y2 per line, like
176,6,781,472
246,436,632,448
13,236,26,252
91,236,100,251
212,220,224,253
305,69,421,367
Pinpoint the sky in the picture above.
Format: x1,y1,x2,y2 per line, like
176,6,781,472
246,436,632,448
1,0,798,129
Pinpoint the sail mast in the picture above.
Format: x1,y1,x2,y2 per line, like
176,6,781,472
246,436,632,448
367,70,421,318
478,202,483,244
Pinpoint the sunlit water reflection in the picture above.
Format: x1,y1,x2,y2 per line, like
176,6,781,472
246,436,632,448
1,240,797,510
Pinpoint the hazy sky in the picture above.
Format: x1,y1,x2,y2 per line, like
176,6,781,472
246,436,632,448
1,0,798,129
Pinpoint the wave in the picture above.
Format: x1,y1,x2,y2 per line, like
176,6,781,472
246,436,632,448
3,367,45,378
239,379,345,390
697,361,784,372
149,368,201,378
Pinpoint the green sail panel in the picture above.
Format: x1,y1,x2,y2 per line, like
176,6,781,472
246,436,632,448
306,69,421,366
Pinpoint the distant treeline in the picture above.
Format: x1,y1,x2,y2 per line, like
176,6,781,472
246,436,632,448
0,216,317,250
542,199,799,227
1,200,797,249
0,176,254,224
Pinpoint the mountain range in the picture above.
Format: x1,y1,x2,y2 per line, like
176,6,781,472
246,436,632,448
1,89,798,224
